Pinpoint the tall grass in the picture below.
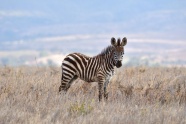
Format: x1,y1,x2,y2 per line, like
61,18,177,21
0,66,186,124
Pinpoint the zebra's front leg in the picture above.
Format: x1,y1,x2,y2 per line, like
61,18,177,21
98,82,103,102
104,73,113,100
98,81,105,102
104,79,109,100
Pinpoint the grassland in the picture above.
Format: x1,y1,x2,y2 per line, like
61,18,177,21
0,66,186,124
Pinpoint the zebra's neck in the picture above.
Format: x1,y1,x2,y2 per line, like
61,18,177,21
104,52,115,66
98,45,114,56
96,45,115,66
96,50,115,72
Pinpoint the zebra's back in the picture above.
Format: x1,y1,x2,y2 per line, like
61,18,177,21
62,53,101,82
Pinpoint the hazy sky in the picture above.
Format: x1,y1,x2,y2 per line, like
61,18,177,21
0,0,186,43
0,0,186,66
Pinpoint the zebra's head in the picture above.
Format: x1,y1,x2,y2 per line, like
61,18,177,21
111,37,127,68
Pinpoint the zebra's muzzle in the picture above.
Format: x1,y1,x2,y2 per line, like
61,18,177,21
116,61,122,68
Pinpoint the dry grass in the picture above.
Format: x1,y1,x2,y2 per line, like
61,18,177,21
0,66,186,124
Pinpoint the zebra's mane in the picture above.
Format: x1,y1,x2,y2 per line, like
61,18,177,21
98,45,114,56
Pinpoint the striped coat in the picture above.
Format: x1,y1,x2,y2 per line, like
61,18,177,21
59,37,127,101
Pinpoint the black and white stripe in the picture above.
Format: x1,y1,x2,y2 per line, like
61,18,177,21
59,37,127,101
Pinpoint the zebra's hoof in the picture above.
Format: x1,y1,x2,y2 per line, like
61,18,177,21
104,92,109,100
59,86,62,92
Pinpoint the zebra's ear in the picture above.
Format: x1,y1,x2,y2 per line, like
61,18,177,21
111,37,117,46
121,37,127,46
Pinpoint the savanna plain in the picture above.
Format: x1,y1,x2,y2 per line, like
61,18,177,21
0,66,186,124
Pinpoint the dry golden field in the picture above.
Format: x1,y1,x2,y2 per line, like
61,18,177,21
0,66,186,124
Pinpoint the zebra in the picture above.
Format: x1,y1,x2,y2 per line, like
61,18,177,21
59,37,127,101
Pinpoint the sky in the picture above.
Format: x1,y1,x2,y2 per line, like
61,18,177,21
0,0,186,42
0,0,186,66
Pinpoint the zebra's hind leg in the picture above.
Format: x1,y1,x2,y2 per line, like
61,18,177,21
59,79,67,93
59,75,78,93
65,75,78,91
59,74,69,93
